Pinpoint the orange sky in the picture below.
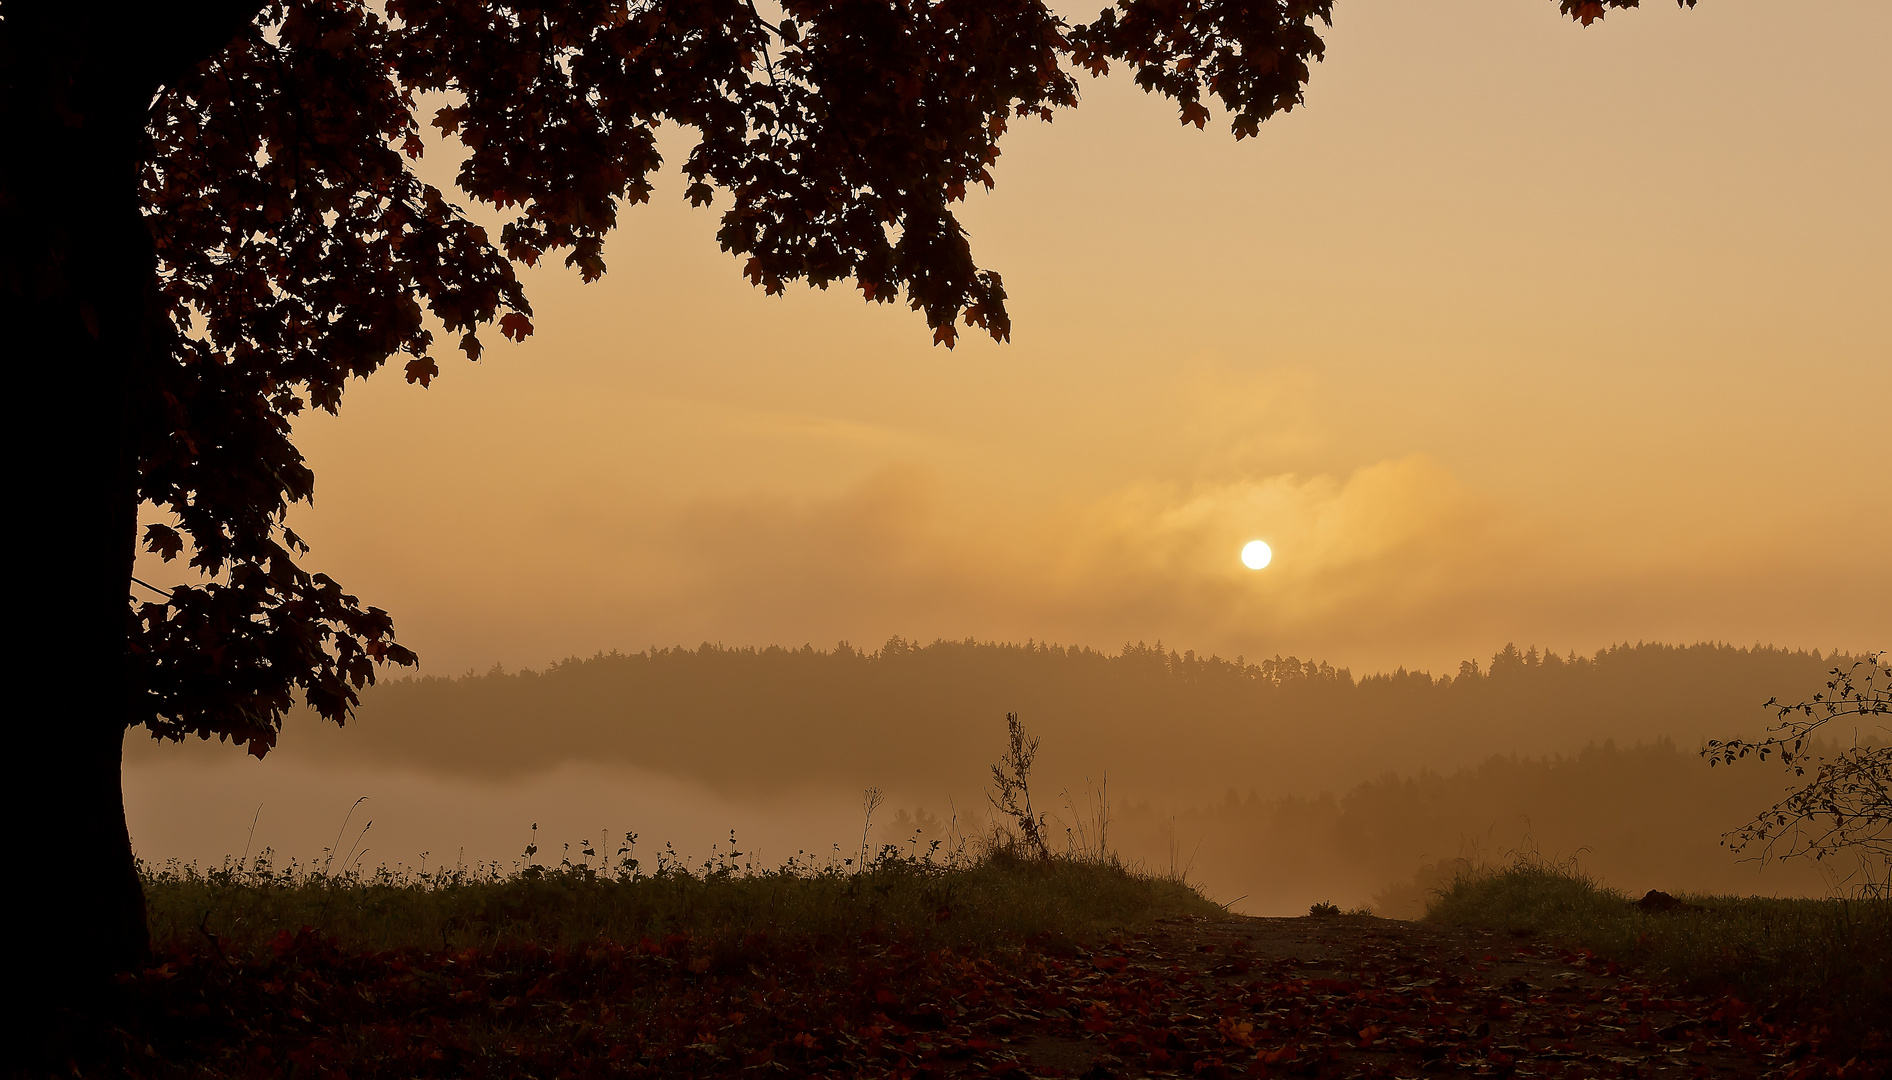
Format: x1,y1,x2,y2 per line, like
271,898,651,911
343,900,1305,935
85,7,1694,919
139,0,1890,679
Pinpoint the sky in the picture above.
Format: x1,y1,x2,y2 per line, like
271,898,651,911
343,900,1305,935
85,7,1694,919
137,0,1888,678
126,0,1889,901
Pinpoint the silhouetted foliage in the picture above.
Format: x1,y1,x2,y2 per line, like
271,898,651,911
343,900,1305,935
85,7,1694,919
4,0,1696,978
1706,652,1892,886
989,712,1052,859
16,0,1691,766
116,0,1366,754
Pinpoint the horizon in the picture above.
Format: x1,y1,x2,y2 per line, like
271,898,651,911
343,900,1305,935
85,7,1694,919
352,634,1863,684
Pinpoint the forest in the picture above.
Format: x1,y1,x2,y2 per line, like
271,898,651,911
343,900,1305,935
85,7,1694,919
134,639,1858,910
184,638,1837,794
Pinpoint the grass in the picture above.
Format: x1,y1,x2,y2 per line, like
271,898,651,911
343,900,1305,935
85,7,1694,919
144,840,1221,960
32,842,1211,1080
1424,856,1891,1048
145,723,1214,958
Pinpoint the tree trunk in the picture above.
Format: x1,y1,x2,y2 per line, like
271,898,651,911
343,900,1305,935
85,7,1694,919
5,22,157,998
3,3,263,1001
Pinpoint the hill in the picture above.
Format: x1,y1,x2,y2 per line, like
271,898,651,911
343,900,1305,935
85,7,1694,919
187,639,1840,806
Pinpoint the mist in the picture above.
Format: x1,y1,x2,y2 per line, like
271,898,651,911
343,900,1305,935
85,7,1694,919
126,639,1863,914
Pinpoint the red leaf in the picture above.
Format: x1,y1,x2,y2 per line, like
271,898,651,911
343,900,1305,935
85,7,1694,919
144,523,184,561
499,312,533,342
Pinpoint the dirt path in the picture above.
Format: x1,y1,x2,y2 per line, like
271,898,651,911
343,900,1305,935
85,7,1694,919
1003,913,1819,1079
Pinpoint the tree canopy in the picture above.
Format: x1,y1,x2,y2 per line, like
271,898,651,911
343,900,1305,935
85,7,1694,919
2,0,1686,984
117,0,1682,759
125,0,1329,755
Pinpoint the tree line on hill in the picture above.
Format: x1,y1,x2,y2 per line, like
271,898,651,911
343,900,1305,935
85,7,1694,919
141,639,1852,817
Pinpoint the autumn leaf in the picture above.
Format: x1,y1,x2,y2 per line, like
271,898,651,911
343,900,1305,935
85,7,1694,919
499,312,533,342
143,523,185,561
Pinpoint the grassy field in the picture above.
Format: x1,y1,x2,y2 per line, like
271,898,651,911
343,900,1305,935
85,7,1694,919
57,845,1879,1078
144,842,1222,959
1424,857,1891,1050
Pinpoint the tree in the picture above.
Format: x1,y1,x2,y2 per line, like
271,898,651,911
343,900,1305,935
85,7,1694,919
2,0,1683,988
1705,652,1892,893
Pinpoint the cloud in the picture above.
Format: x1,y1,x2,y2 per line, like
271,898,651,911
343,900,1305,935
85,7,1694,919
557,455,1542,670
547,451,1882,677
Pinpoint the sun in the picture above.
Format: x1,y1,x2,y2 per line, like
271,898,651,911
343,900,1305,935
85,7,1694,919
1241,540,1272,570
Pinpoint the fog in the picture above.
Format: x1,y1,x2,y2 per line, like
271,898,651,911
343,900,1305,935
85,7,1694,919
125,756,864,881
126,639,1864,915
